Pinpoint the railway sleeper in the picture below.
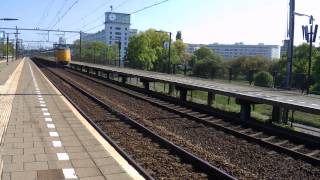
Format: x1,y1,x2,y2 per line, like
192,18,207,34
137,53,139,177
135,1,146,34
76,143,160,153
306,149,320,157
239,128,252,133
194,114,209,118
290,144,305,151
61,66,320,166
201,116,215,121
249,132,264,137
262,136,276,141
274,140,289,146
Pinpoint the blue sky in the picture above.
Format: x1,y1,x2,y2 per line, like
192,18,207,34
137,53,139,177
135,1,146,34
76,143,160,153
1,0,319,48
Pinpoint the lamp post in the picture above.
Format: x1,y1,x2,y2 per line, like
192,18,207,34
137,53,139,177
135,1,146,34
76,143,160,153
299,13,318,94
156,30,172,74
6,33,9,65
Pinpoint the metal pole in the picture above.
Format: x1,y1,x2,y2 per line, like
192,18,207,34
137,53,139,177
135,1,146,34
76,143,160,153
79,31,82,61
15,26,18,60
93,47,96,64
307,17,313,94
104,47,108,65
6,33,9,65
286,0,295,89
168,32,172,74
118,41,121,67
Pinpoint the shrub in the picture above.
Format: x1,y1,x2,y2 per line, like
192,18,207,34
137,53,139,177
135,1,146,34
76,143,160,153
254,71,273,87
311,83,320,95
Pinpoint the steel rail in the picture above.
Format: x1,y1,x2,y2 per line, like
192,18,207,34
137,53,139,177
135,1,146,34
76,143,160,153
35,60,236,180
34,62,154,180
65,66,320,166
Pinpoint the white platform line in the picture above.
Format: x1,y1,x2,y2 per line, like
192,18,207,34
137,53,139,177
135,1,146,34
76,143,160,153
43,112,50,116
47,123,55,129
52,141,62,147
62,168,77,179
57,153,69,160
45,117,52,122
49,132,59,137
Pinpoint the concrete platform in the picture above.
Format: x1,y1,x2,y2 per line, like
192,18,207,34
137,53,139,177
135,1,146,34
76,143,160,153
0,59,21,85
0,58,144,180
70,61,320,115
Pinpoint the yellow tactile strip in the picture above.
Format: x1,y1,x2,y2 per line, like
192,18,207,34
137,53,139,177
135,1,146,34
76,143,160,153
0,59,24,142
32,60,145,179
0,58,25,176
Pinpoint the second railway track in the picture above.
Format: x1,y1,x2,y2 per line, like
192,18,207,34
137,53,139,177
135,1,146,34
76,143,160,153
35,59,320,179
35,61,234,179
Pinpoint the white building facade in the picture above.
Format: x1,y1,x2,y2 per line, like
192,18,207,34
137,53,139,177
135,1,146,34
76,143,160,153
82,12,137,66
187,43,281,60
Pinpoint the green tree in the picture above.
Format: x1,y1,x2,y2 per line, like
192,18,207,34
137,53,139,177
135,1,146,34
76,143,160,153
311,47,320,93
192,47,222,78
172,40,187,65
176,31,182,41
194,46,216,60
126,29,182,72
72,40,117,64
0,43,14,56
126,33,157,70
254,71,273,87
275,44,319,89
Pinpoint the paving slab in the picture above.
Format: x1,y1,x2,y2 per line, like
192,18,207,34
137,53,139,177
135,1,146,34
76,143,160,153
0,59,21,85
0,58,144,180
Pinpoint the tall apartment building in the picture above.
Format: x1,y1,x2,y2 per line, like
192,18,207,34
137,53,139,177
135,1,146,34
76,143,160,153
82,12,137,66
187,43,281,60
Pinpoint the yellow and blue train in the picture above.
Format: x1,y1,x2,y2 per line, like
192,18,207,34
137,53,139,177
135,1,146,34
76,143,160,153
36,45,71,65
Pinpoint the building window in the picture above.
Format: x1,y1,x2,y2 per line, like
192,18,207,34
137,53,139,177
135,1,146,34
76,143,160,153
115,32,121,35
125,28,128,30
109,41,112,44
125,33,127,35
116,27,121,30
110,32,112,34
110,26,112,29
110,36,112,39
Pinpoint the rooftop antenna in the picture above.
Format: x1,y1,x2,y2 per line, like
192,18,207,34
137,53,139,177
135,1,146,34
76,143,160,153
110,5,113,12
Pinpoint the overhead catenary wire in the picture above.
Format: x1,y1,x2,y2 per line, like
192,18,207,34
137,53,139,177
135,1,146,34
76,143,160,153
65,23,105,40
49,0,80,30
78,14,105,30
67,0,112,28
113,0,130,10
47,0,69,29
37,0,56,28
65,0,170,41
130,0,169,15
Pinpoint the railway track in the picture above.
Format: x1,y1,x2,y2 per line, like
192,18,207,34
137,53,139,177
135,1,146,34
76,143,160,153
34,59,320,179
64,67,320,166
54,65,320,179
35,61,235,179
